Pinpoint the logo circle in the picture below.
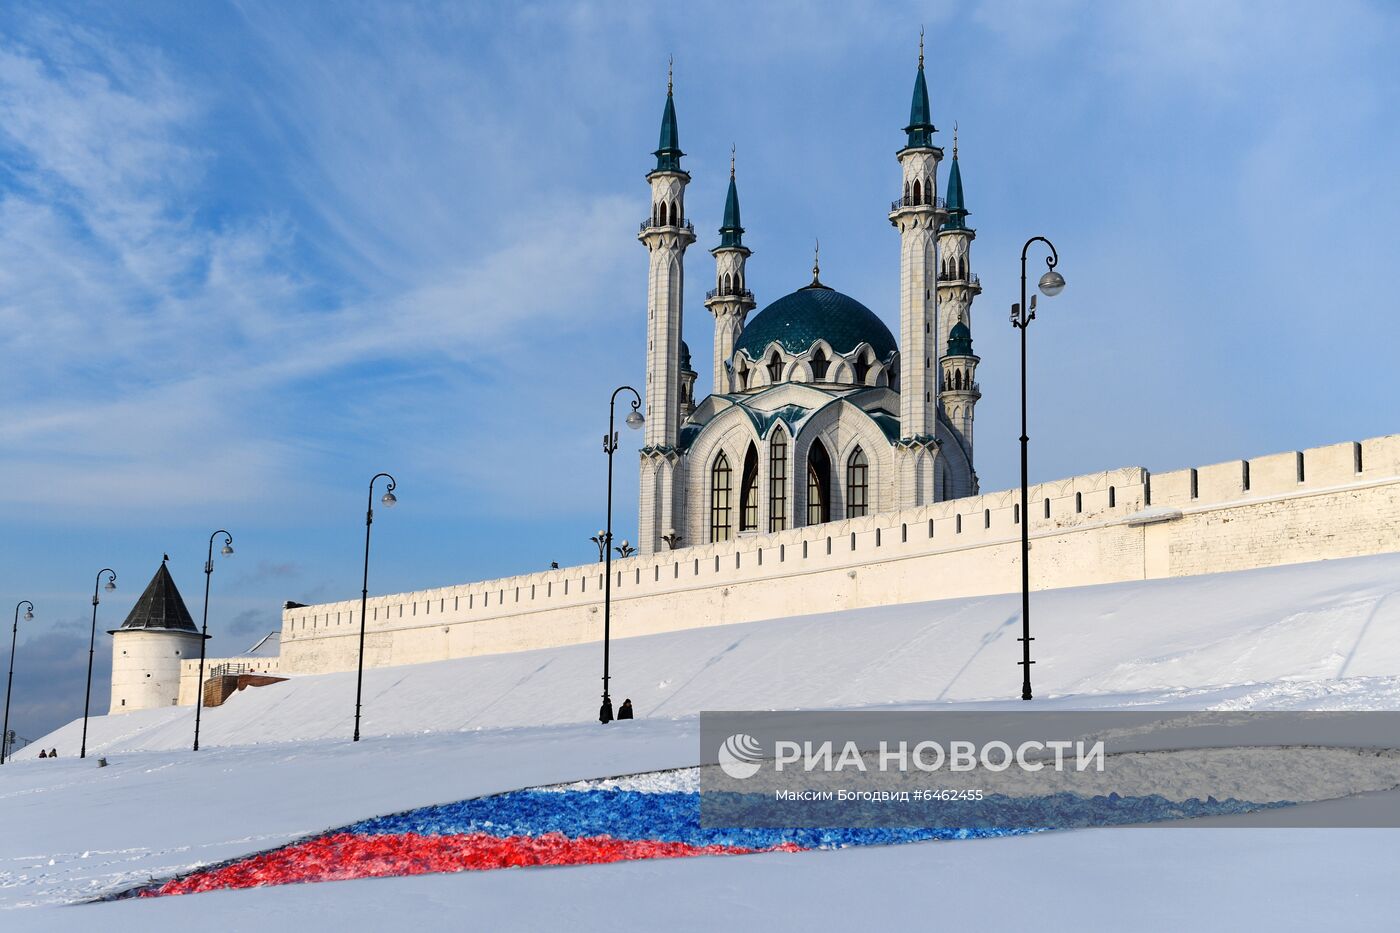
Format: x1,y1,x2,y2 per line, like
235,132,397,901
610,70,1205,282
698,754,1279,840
718,732,764,780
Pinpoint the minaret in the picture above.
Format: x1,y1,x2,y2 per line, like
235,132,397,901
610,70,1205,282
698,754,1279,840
936,126,981,486
939,321,980,468
638,61,696,555
108,558,207,714
887,33,947,508
704,148,755,394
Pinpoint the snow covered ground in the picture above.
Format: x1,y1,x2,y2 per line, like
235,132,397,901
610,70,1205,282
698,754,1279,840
4,553,1400,930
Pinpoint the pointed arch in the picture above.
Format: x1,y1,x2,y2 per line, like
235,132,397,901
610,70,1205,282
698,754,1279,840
769,427,788,532
810,346,830,381
710,452,733,542
853,351,871,385
912,179,922,204
846,446,870,518
767,351,784,383
806,440,832,526
739,443,759,531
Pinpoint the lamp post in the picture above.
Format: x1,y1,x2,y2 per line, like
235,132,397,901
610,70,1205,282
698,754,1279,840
192,531,234,752
614,540,636,559
1010,236,1064,701
81,569,117,758
598,386,643,724
591,531,608,562
2,601,34,764
353,473,397,742
661,530,683,550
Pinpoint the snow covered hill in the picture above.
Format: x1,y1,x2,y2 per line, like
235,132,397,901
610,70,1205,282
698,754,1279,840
4,552,1400,930
20,551,1400,758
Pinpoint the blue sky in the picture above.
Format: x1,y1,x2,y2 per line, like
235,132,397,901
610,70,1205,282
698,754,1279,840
2,0,1398,741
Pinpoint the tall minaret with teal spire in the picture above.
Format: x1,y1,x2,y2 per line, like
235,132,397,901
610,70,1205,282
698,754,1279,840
888,32,947,508
638,60,696,556
704,147,755,394
936,125,980,491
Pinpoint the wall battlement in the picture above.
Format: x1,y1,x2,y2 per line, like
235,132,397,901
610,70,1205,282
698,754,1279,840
181,434,1399,690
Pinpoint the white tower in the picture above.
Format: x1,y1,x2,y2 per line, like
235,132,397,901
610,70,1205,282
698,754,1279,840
888,36,947,508
638,65,696,555
936,129,980,493
703,150,755,394
108,559,206,714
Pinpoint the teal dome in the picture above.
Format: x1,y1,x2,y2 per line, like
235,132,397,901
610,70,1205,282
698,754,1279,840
734,284,897,362
947,321,973,356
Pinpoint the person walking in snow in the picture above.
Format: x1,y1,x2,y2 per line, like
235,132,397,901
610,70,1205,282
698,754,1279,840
38,749,46,758
48,748,56,758
618,699,634,720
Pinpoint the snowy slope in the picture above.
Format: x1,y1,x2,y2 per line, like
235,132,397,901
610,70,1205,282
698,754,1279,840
4,553,1400,930
20,552,1400,757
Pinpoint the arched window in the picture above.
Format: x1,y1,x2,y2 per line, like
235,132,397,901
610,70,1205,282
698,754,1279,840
847,447,869,518
810,347,829,381
710,453,732,542
658,201,668,226
740,443,759,531
853,351,871,384
722,272,731,293
807,440,831,525
769,429,788,532
912,179,922,204
767,351,783,383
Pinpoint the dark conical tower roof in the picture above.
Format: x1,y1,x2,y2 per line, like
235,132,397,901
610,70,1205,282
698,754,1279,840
652,62,684,173
115,561,198,633
718,163,744,248
903,36,935,150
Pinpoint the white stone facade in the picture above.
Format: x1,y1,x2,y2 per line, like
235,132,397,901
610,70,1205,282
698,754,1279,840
110,629,204,714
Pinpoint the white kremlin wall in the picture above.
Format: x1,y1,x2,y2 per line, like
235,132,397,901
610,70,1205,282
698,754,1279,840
176,434,1400,698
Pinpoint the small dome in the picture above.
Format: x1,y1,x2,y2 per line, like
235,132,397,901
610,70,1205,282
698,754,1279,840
734,284,896,362
680,340,694,372
947,321,973,356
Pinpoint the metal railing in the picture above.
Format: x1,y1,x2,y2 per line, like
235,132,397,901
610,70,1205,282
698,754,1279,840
705,287,755,301
209,662,257,679
640,218,696,234
890,195,946,212
937,272,980,287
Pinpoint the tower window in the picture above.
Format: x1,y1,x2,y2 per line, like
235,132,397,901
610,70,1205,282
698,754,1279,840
1109,486,1117,507
767,351,783,383
1075,492,1083,513
710,452,733,542
769,429,788,532
810,348,830,381
846,447,869,518
740,443,759,531
912,179,922,204
807,440,832,525
1044,498,1051,518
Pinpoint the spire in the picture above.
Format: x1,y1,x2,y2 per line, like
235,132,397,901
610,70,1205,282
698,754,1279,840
114,561,198,633
943,124,969,231
718,146,744,248
903,31,935,150
653,57,684,173
803,239,830,290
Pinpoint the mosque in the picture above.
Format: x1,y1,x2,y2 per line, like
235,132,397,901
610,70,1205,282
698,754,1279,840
637,42,981,555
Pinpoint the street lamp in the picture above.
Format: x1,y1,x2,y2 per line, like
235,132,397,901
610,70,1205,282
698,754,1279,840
353,473,397,742
598,386,643,724
2,601,34,765
591,531,608,562
192,530,233,752
614,540,636,559
81,569,117,758
1010,236,1064,701
661,530,683,550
